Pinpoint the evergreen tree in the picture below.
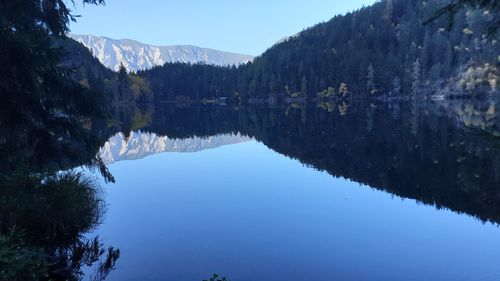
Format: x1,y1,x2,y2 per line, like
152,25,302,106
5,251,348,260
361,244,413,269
0,0,107,170
116,63,129,102
383,0,394,21
411,59,422,96
366,64,377,95
301,76,308,97
392,77,401,96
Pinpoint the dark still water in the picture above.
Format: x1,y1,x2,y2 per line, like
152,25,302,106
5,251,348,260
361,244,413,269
90,99,500,281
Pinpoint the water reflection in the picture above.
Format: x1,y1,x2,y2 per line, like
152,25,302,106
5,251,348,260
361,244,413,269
2,96,499,280
96,99,500,280
107,98,500,223
100,132,251,164
91,98,500,281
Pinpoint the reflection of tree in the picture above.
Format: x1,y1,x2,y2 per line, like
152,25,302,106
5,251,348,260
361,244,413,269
136,101,500,223
444,100,499,137
409,98,419,136
52,237,120,281
365,104,375,133
110,103,155,139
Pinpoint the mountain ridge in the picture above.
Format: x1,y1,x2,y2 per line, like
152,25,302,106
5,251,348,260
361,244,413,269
69,34,254,72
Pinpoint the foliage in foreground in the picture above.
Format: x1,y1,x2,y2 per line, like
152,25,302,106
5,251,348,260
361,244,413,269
0,172,119,281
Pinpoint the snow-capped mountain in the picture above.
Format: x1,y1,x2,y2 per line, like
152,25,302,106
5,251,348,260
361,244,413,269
100,131,251,164
69,34,254,72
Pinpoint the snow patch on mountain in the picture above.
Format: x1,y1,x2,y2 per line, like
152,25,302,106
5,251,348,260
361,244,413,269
69,34,254,72
100,131,252,164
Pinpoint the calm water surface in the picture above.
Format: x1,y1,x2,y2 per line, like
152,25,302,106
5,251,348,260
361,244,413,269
90,99,500,281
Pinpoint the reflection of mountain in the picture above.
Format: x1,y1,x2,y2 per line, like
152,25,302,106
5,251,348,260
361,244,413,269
99,131,251,164
116,100,500,223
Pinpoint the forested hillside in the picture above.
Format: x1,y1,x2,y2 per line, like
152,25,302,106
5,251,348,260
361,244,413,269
58,37,155,106
140,0,499,102
57,37,115,93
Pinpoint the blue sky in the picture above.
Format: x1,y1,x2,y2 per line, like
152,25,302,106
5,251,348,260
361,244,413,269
70,0,376,56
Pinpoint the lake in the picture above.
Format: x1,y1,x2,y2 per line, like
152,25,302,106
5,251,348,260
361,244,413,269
84,98,500,281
